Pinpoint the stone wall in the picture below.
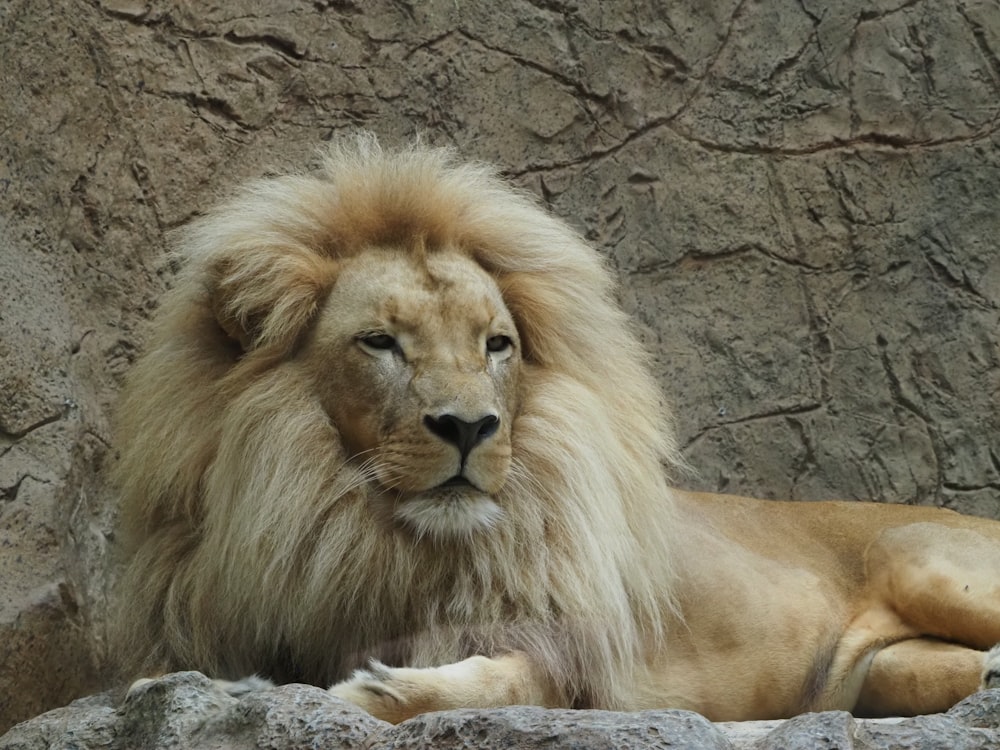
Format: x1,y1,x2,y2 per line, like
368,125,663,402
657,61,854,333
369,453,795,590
2,0,999,735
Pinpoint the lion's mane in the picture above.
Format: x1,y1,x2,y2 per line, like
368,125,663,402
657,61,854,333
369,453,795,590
113,135,683,709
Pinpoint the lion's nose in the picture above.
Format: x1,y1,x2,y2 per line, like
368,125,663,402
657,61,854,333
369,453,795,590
423,413,500,461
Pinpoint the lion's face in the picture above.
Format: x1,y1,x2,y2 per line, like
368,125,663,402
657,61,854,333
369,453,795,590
300,247,522,539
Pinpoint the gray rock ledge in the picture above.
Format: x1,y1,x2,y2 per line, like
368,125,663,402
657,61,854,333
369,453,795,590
3,672,1000,749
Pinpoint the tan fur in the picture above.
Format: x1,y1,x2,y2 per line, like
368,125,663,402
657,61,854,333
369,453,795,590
115,136,1000,723
114,135,681,712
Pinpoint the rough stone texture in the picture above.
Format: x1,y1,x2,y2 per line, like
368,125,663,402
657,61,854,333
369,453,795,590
2,0,1000,741
382,706,733,749
5,673,1000,749
0,672,384,750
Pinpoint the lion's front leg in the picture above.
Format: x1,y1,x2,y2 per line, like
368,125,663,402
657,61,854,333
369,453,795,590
328,652,563,724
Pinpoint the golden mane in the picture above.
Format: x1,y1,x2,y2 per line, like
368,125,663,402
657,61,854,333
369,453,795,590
113,135,683,710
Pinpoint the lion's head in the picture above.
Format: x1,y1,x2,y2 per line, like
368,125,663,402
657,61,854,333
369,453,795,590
113,135,682,709
300,247,522,539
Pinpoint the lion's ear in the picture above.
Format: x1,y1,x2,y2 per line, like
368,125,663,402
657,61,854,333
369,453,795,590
208,248,337,353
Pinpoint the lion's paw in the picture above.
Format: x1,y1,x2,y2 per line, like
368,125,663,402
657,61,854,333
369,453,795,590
328,660,439,724
982,644,1000,690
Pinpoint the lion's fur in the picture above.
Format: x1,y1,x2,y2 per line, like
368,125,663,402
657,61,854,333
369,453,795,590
113,135,683,709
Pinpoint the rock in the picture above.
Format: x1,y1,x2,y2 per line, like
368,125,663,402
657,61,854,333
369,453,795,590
727,711,858,749
380,707,733,749
2,0,1000,734
5,676,1000,749
855,712,997,750
948,687,1000,729
0,673,385,750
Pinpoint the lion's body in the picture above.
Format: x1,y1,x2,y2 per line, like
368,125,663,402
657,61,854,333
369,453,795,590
662,493,1000,719
115,136,1000,723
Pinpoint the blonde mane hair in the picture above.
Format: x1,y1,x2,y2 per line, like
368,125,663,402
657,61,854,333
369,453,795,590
114,135,682,709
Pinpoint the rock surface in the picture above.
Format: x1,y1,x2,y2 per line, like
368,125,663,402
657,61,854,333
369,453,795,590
5,672,1000,750
2,0,1000,740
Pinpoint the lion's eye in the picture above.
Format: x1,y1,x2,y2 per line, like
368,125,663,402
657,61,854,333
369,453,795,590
358,333,397,351
486,335,513,353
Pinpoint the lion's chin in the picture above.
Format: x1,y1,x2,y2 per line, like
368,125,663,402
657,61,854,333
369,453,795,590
392,487,504,540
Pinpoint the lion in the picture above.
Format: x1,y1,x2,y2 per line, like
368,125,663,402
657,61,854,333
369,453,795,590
114,134,1000,724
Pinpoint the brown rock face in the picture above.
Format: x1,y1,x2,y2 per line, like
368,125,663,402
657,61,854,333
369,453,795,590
2,0,1000,737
